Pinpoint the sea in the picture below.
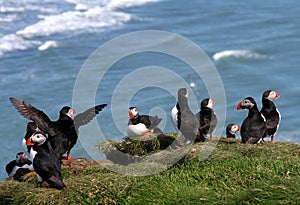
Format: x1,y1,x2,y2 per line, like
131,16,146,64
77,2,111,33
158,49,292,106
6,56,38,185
0,0,299,181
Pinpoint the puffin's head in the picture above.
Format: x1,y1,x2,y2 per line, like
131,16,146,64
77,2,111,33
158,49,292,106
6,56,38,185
60,106,76,119
26,132,47,146
129,107,139,119
201,98,215,109
178,88,188,98
16,152,28,164
263,90,280,101
226,124,241,135
237,97,256,110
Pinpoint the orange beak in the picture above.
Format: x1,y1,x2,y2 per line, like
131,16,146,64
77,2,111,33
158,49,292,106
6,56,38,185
237,101,243,110
71,108,76,115
26,137,33,146
129,111,133,119
275,91,280,99
237,125,241,132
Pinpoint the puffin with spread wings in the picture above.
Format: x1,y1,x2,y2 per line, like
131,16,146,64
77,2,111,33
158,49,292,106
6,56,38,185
10,97,107,159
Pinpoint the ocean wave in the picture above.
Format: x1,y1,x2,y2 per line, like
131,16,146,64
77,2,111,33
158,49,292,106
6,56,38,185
16,7,132,38
106,0,163,9
38,40,59,51
0,6,25,13
212,50,267,61
0,0,163,56
0,34,40,56
0,15,18,23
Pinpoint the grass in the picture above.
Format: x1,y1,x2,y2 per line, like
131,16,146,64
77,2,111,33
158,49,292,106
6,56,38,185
0,135,299,205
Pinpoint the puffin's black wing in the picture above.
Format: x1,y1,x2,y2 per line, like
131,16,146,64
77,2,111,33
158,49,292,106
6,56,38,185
241,117,265,144
13,168,32,181
265,113,280,130
74,104,107,128
139,115,162,129
196,112,209,131
33,142,65,190
5,160,16,175
9,97,55,136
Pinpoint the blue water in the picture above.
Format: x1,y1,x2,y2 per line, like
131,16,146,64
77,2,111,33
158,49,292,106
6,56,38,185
1,0,299,181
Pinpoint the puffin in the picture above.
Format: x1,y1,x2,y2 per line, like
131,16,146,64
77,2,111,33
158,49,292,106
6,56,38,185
226,124,241,138
9,97,107,159
196,98,218,141
26,131,48,162
237,97,266,144
171,88,199,142
22,122,42,159
27,132,66,190
127,106,162,137
260,90,281,142
6,152,34,181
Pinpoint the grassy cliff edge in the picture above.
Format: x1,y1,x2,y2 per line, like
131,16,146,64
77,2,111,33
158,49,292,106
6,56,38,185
0,136,299,205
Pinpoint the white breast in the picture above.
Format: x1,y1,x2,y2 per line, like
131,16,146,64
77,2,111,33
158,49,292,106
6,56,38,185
8,163,33,177
29,148,37,161
171,105,179,131
8,166,18,177
126,123,149,137
22,138,30,159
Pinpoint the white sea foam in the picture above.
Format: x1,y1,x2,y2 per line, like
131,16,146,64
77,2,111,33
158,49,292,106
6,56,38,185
106,0,162,9
16,6,132,38
0,15,18,23
212,50,267,61
38,40,58,51
0,6,25,13
0,0,163,56
0,34,40,56
74,3,89,11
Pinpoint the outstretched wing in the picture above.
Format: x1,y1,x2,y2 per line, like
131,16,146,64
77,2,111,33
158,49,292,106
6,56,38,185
9,97,55,135
74,104,107,128
139,115,162,130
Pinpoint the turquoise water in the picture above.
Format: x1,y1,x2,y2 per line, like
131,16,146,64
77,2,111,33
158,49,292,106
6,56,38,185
0,0,299,181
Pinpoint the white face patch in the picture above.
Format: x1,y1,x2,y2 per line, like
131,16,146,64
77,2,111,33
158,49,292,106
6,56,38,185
243,99,254,108
67,108,75,119
185,89,188,98
21,153,28,161
232,125,238,132
266,90,280,101
32,133,47,145
131,108,139,117
16,155,21,163
207,99,215,109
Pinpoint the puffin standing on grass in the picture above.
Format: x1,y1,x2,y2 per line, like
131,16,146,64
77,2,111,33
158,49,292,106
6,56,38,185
196,98,218,141
27,133,66,190
9,97,107,159
226,124,241,138
237,97,266,144
6,152,34,181
127,106,162,137
171,88,199,143
260,90,281,142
